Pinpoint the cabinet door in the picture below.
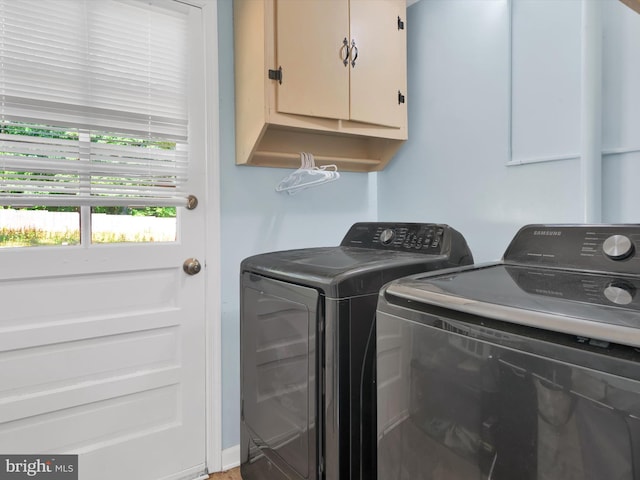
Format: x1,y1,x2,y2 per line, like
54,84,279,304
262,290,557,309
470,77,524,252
349,0,407,129
276,0,350,120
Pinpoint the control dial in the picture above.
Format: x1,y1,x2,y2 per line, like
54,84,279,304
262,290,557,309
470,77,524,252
603,281,636,306
602,235,634,261
380,228,395,245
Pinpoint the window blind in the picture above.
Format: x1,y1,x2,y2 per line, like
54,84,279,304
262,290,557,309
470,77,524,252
0,0,190,207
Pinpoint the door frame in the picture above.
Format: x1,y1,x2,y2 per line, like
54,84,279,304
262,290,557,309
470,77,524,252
199,0,223,474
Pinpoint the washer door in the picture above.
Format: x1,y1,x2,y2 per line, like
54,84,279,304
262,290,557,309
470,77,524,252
241,272,319,480
376,307,640,480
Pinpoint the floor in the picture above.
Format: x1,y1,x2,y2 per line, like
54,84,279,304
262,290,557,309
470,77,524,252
208,467,241,480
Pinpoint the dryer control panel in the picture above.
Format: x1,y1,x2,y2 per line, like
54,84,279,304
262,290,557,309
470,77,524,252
504,224,640,275
341,222,469,257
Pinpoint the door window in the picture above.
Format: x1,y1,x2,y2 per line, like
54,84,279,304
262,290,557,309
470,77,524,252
0,0,190,247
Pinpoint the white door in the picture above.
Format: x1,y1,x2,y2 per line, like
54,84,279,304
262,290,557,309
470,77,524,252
0,5,210,480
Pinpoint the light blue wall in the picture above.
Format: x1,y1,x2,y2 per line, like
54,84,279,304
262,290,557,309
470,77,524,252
217,0,378,449
379,0,582,262
218,0,640,450
602,0,640,222
379,0,640,263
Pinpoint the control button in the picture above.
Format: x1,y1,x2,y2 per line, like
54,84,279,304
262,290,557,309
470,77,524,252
380,228,395,245
602,235,634,260
603,281,636,305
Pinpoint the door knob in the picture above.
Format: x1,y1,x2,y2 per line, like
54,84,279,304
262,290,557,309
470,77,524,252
183,258,202,275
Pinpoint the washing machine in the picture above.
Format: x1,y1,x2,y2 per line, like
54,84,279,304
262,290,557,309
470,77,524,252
376,224,640,480
240,222,474,480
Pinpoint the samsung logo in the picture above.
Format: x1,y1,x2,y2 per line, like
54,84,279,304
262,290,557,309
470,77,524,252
533,230,562,236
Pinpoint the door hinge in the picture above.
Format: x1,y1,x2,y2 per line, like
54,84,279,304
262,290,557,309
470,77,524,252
398,16,405,30
268,66,283,84
398,90,406,104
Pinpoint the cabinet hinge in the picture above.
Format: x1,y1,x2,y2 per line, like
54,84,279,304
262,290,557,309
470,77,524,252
268,66,283,84
398,90,406,104
397,16,405,30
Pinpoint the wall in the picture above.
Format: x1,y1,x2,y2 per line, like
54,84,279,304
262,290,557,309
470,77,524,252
602,0,640,222
218,0,640,453
216,0,378,449
379,0,640,263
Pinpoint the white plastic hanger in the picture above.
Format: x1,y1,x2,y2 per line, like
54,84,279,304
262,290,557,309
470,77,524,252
275,152,340,195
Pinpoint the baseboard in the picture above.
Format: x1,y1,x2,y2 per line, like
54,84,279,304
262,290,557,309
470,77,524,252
221,444,240,471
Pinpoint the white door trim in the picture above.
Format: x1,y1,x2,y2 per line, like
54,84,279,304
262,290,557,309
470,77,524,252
201,0,223,474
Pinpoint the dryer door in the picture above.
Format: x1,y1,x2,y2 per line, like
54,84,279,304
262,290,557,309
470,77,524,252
241,272,320,480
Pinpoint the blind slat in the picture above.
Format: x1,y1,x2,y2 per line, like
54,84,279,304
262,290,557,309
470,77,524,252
4,195,189,208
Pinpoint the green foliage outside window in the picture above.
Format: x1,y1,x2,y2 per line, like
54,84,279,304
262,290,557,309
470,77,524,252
1,122,177,218
1,205,177,218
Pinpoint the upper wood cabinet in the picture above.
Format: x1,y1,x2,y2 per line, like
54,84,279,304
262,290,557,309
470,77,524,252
233,0,408,172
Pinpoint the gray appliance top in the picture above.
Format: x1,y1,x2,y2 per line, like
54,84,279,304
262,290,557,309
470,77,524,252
241,222,473,298
382,224,640,348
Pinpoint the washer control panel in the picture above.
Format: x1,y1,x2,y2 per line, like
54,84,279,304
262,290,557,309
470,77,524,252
341,222,454,254
504,224,640,275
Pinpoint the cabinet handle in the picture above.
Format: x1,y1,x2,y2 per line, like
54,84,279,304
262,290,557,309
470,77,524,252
350,39,358,68
342,37,350,66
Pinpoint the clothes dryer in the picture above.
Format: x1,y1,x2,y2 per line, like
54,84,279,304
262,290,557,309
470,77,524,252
240,222,473,480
